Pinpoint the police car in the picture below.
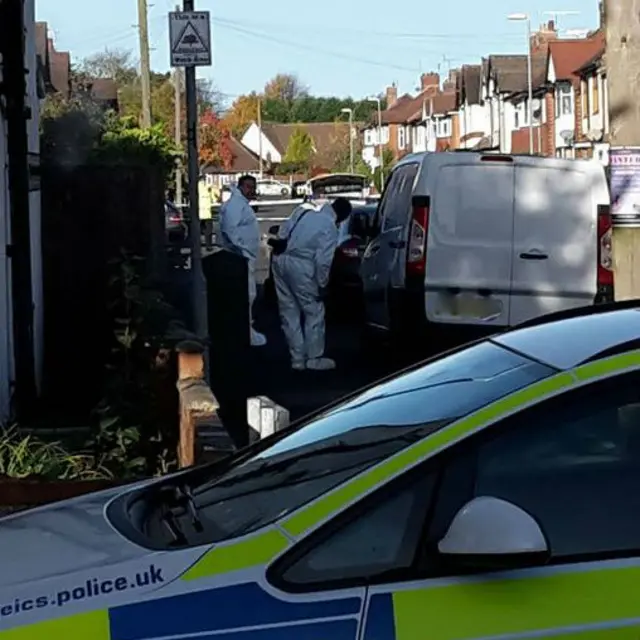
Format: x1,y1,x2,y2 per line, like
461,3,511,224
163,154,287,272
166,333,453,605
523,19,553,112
3,301,640,638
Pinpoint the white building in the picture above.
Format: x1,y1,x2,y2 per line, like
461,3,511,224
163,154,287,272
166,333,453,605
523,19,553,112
457,64,491,149
0,0,45,421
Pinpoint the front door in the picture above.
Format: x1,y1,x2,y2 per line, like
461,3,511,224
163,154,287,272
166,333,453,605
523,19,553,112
361,164,419,330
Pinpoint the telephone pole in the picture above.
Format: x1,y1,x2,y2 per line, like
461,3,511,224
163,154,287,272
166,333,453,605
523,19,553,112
173,62,183,204
605,0,640,299
137,0,152,127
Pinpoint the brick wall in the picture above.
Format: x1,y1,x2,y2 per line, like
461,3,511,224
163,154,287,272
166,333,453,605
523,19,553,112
574,79,586,143
544,91,556,156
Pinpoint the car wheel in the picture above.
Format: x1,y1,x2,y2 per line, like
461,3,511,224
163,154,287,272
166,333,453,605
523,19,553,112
281,188,288,196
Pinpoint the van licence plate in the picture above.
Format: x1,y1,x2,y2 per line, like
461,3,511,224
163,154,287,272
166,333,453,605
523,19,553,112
438,294,502,321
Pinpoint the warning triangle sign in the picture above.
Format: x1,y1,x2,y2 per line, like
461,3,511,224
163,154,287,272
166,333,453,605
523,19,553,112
173,21,207,53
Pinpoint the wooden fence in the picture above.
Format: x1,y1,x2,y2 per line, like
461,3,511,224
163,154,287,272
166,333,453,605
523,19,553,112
40,163,165,418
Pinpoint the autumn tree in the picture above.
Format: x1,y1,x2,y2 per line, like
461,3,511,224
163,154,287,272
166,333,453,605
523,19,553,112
281,127,314,174
199,110,233,172
223,92,259,138
264,73,307,103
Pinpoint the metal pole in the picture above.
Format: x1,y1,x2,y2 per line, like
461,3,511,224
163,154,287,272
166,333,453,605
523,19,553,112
183,0,207,339
174,63,183,204
137,0,152,127
349,109,354,173
257,96,263,178
527,18,534,154
377,99,384,186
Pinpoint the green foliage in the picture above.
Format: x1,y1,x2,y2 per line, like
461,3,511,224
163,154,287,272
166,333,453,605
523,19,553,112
0,426,111,480
260,94,387,124
281,127,315,173
372,148,396,191
92,118,179,181
90,251,182,478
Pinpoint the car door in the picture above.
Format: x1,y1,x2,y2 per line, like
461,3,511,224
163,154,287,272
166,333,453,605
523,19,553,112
360,164,419,330
425,158,514,328
510,163,598,325
268,366,640,640
364,368,640,640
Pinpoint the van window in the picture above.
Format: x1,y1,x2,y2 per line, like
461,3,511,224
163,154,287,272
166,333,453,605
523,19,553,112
382,163,419,230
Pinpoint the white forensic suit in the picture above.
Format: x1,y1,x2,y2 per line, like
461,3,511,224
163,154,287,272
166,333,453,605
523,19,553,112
218,186,267,347
272,202,339,370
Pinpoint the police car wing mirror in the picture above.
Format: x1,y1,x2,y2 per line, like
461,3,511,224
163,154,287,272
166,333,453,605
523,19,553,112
437,496,550,569
268,225,280,235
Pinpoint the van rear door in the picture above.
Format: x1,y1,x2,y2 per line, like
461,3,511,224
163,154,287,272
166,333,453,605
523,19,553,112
425,156,514,327
509,159,600,326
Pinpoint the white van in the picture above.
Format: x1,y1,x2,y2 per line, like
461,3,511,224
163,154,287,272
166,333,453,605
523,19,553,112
360,151,613,340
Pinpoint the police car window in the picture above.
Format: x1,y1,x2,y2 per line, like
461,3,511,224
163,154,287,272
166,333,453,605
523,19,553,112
473,371,640,559
113,342,555,550
382,164,419,230
278,471,437,588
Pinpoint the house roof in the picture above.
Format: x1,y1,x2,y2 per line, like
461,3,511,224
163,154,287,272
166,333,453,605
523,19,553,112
547,33,605,84
575,47,605,75
260,122,354,169
380,94,416,124
487,55,528,92
459,64,482,105
204,137,260,174
427,92,457,116
89,79,118,102
505,53,548,98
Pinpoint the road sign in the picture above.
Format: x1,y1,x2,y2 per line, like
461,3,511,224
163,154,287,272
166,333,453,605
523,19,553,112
169,11,211,67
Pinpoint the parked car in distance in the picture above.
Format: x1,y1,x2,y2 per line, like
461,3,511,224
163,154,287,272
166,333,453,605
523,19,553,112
256,179,291,198
360,151,613,345
165,200,188,243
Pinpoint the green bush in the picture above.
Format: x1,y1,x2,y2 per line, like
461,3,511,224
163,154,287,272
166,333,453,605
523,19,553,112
0,427,111,481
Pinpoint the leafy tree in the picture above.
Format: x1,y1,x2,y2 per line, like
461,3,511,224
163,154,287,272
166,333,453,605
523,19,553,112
281,127,314,173
264,73,307,103
223,93,260,137
78,48,137,85
199,110,233,171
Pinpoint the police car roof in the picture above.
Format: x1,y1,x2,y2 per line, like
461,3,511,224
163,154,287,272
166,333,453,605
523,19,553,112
493,302,640,370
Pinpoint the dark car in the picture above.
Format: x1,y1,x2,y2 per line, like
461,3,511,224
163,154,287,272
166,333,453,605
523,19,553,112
263,203,377,320
165,200,188,243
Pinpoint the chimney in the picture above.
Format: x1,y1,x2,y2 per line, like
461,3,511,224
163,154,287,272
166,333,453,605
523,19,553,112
385,83,398,107
442,69,459,94
420,72,439,95
531,20,557,54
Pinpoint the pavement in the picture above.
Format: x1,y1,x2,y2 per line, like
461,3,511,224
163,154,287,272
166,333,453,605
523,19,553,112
248,290,397,422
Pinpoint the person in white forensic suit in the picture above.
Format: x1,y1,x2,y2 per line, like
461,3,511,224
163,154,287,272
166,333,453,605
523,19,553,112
219,174,267,347
272,197,352,370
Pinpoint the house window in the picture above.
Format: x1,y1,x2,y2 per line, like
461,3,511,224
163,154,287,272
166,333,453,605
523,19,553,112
581,79,589,116
381,126,390,144
514,109,520,129
436,119,451,137
592,75,600,115
398,126,406,150
556,82,573,116
364,129,374,146
522,101,529,125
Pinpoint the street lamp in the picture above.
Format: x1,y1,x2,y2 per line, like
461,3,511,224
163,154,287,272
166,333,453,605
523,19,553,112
508,13,534,154
366,96,384,186
340,107,354,173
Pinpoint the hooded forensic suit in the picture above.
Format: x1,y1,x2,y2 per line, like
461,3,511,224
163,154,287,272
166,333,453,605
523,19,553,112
218,186,267,346
272,202,338,370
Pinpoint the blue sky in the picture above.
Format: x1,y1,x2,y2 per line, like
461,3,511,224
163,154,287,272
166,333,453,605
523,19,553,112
36,0,599,105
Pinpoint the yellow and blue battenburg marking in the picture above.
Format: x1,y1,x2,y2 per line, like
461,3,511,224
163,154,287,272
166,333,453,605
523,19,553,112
108,582,362,640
